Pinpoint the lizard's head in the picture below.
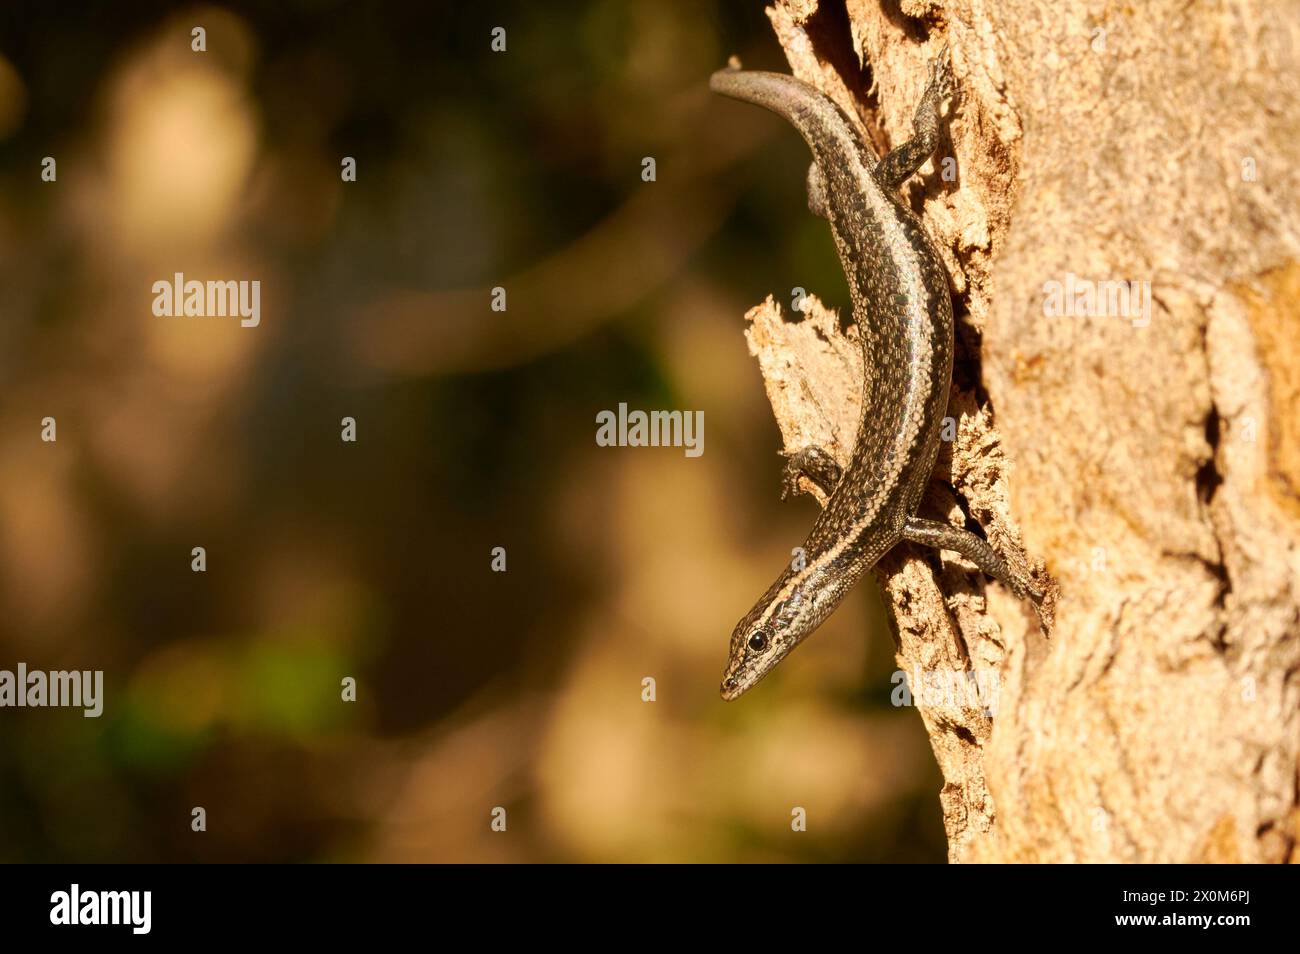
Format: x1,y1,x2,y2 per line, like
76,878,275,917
720,569,822,700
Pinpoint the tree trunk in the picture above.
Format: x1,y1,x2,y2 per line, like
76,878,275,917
742,0,1300,862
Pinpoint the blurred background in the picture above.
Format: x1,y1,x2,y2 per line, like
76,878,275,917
0,0,944,862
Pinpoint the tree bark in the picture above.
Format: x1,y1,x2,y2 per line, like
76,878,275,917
741,0,1300,862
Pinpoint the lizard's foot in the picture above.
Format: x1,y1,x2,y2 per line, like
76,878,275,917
780,445,843,500
926,42,955,106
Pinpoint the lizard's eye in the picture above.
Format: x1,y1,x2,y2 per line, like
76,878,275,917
748,631,768,652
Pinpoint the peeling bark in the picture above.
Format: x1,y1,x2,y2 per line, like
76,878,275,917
738,0,1300,862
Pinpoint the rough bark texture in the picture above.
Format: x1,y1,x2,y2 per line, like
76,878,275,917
741,0,1300,862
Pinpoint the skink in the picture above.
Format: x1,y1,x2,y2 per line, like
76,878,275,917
712,48,1043,700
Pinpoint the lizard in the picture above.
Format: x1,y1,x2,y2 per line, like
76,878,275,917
711,46,1044,701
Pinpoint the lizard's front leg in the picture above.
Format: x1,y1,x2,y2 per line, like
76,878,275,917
875,45,954,192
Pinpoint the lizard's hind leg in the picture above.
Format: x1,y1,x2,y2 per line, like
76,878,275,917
780,446,843,501
902,514,1044,606
875,44,954,192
